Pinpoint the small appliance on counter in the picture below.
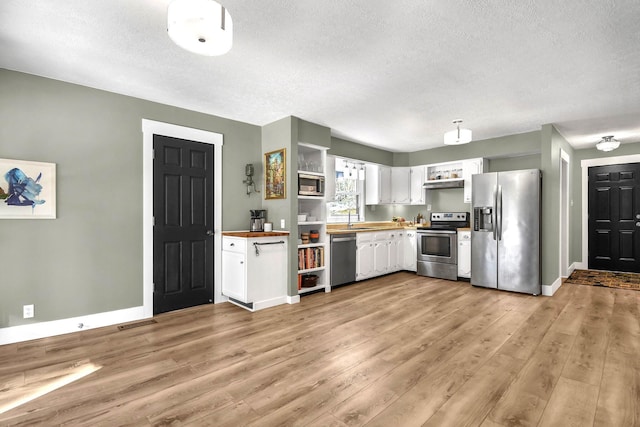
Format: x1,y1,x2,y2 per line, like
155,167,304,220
250,209,267,232
416,212,470,281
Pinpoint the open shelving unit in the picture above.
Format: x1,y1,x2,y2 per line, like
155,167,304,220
297,143,330,295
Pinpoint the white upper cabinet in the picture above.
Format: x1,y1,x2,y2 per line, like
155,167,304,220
462,158,485,203
410,166,426,205
391,167,410,204
365,164,392,205
379,166,392,204
364,158,483,205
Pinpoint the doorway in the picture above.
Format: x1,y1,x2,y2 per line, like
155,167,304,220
142,120,223,318
153,135,215,314
587,162,640,273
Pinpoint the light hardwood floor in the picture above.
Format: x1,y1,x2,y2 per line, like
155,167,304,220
1,272,639,426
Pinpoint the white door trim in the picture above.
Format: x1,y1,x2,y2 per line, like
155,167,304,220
559,149,570,278
580,153,640,270
142,119,224,318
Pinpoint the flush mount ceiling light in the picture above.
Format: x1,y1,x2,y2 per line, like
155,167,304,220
167,0,233,56
444,119,472,145
595,135,620,152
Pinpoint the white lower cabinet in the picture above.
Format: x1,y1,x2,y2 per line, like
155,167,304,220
391,231,403,272
458,230,471,278
356,230,412,280
356,241,374,281
222,235,288,311
403,230,417,272
385,231,403,272
373,241,389,276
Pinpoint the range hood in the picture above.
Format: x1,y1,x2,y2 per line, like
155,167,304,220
423,179,464,189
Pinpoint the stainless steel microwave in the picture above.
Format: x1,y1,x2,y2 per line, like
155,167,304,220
298,173,324,196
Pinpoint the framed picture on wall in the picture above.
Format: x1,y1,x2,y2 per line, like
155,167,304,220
264,148,286,199
0,158,56,219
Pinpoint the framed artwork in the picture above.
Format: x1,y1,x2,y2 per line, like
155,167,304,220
264,148,286,199
0,158,56,219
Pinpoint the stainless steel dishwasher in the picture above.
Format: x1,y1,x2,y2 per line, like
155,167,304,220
330,233,357,287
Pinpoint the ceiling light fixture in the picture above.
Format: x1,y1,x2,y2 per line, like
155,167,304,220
167,0,233,56
444,119,472,145
595,135,620,152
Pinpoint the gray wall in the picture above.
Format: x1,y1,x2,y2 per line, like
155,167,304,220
539,124,575,286
406,131,541,166
0,70,262,328
488,154,541,172
329,137,393,165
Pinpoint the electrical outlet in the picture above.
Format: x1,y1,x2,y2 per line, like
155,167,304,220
23,304,34,319
427,204,432,211
280,219,285,229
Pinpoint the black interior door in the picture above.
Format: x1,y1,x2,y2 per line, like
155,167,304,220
588,162,640,273
153,135,214,314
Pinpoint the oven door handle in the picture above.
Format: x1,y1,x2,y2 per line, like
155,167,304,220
417,230,457,235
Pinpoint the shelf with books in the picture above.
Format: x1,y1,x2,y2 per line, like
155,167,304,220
297,142,330,295
297,246,325,271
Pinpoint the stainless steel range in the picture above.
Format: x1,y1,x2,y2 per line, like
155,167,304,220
416,212,470,281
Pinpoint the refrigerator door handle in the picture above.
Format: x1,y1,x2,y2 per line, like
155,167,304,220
492,185,498,240
497,185,503,241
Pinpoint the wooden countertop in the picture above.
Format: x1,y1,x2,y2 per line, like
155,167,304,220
326,221,422,235
222,231,290,238
325,222,471,234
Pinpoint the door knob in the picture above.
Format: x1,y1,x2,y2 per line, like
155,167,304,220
206,230,214,236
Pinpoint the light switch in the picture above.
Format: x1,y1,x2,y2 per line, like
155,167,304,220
280,219,285,229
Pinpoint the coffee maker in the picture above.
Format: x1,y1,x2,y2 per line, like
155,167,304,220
250,209,266,232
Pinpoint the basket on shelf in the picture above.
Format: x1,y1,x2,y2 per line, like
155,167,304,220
301,274,318,287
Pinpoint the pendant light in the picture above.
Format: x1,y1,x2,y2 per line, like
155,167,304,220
444,119,472,145
595,135,620,152
167,0,233,56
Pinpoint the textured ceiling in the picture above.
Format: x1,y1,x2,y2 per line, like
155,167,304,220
1,0,639,152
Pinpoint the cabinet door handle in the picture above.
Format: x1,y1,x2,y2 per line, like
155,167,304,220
230,243,235,246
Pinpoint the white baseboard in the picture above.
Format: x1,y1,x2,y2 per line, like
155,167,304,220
567,263,576,277
0,306,147,346
287,295,300,304
254,296,289,311
575,261,587,270
541,276,563,296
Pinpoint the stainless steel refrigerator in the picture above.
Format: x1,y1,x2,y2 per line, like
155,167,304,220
471,169,541,295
